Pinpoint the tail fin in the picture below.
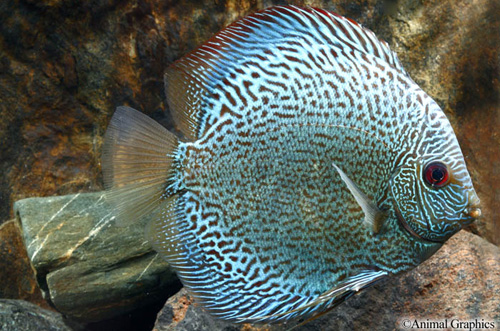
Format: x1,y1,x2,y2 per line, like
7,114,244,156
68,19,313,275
101,106,179,226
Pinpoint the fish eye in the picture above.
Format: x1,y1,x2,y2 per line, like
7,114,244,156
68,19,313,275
423,161,449,188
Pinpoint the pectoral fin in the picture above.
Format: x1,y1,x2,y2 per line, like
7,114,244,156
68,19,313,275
332,162,386,234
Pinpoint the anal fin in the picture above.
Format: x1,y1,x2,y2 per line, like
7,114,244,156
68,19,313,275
242,270,388,325
145,194,187,270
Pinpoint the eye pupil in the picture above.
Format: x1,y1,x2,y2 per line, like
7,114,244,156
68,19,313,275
424,162,449,187
432,168,444,181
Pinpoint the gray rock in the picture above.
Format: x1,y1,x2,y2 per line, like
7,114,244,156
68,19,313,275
14,192,179,322
154,231,500,330
0,299,75,331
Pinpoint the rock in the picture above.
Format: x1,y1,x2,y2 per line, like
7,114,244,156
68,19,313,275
0,299,76,331
154,231,500,330
154,288,239,331
14,191,180,322
0,219,51,309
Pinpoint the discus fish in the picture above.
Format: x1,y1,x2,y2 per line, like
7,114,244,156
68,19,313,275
102,6,481,324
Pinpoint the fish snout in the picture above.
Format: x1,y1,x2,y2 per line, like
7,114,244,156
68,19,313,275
465,191,481,219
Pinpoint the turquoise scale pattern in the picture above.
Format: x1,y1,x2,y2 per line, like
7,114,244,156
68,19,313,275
153,6,479,323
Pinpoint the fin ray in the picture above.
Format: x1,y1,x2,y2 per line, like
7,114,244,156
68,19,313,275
102,106,179,226
241,270,387,324
332,161,386,233
165,5,407,141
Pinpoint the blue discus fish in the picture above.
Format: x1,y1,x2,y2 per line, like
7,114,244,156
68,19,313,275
102,6,481,324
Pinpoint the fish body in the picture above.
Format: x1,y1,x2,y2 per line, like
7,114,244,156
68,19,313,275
102,6,480,324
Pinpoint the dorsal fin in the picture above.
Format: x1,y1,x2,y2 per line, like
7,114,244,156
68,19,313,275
165,5,407,140
164,62,209,141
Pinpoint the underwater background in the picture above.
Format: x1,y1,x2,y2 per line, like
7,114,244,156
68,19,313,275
0,0,498,330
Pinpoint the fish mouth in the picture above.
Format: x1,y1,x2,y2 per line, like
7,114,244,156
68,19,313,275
459,204,481,226
455,190,481,228
464,190,481,219
466,207,481,219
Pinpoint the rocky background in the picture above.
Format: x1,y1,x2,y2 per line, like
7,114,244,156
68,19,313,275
0,0,498,330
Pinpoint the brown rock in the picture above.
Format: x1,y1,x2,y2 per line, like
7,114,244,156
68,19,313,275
0,219,51,310
154,231,500,330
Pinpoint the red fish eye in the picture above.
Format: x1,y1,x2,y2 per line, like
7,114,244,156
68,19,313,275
423,162,449,187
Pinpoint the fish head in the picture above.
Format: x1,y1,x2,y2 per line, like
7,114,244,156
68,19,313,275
390,100,481,243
